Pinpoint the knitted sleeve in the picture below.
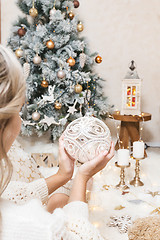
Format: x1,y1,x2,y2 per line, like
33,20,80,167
48,201,104,240
1,178,48,204
62,201,104,240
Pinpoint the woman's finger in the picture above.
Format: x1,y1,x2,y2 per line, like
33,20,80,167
64,148,75,161
105,142,115,160
59,133,64,142
59,136,64,150
88,151,106,167
90,142,114,167
59,134,75,161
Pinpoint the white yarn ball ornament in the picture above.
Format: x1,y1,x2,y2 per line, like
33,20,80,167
64,116,111,163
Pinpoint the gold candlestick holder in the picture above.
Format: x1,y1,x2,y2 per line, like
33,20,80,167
115,162,130,190
130,157,145,187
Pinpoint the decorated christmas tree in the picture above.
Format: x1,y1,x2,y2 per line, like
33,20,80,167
8,0,112,141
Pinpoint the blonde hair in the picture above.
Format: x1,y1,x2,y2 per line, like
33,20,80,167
0,45,26,196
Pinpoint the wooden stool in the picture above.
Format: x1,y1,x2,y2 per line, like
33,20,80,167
112,112,151,157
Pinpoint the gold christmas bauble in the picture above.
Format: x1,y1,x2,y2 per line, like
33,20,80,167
68,11,75,20
15,48,23,58
74,84,83,93
46,40,55,49
77,22,84,32
41,79,48,88
67,56,76,67
54,102,62,110
29,6,38,18
32,111,40,121
95,55,102,64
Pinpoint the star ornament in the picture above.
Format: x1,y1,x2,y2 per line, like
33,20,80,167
147,191,160,197
151,207,160,215
39,115,60,127
67,105,77,114
114,205,125,210
102,185,110,191
22,120,36,126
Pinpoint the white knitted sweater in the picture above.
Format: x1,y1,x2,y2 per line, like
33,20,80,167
0,199,104,240
2,140,48,204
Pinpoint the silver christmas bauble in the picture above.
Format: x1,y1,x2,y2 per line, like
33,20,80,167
64,116,111,163
33,55,41,65
57,70,66,79
32,111,40,121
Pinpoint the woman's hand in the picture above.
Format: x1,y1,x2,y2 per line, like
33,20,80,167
58,134,75,181
78,142,115,182
68,142,115,203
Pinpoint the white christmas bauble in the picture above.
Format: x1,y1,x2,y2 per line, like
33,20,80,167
57,70,66,79
64,116,111,163
32,111,40,121
50,7,56,17
33,55,41,65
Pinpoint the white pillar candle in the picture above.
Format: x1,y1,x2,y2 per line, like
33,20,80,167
117,149,129,166
133,141,144,159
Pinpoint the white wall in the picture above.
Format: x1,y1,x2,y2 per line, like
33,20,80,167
2,0,160,144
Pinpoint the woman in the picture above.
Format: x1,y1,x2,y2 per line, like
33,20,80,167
0,45,114,240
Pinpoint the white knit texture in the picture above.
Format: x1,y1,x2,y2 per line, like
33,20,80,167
7,140,43,183
64,201,104,240
2,140,49,204
1,178,48,204
0,199,104,240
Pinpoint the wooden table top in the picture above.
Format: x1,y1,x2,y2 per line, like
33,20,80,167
112,112,152,122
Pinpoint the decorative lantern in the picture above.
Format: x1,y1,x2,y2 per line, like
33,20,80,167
121,61,142,115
